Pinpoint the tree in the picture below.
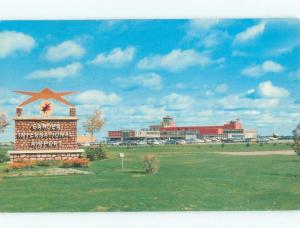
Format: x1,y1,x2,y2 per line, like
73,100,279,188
293,124,300,155
83,109,105,136
0,112,9,133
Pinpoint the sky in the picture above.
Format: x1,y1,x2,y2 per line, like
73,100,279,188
0,19,299,140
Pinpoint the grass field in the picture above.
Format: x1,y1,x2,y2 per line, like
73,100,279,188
0,143,299,212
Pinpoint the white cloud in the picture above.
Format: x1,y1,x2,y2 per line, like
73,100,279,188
137,49,217,72
75,90,121,106
257,81,289,98
185,19,230,49
234,22,266,43
89,46,136,67
45,40,85,61
265,42,299,56
262,61,284,73
161,93,194,110
27,62,82,80
114,73,162,90
242,65,263,77
0,31,35,58
242,60,284,77
218,95,280,109
186,19,222,33
215,84,228,93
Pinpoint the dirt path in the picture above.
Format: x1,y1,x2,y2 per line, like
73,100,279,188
215,150,297,156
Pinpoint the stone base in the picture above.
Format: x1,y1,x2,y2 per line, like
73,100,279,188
8,149,85,163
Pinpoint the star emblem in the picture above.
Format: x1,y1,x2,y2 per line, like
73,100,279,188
15,88,75,107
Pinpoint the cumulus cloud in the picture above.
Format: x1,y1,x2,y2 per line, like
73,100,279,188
234,22,266,44
256,81,289,98
184,19,230,48
0,31,35,58
74,90,121,105
242,60,284,77
114,73,162,90
218,95,280,110
137,49,221,72
161,93,194,110
45,40,85,61
89,46,136,67
218,81,289,110
27,62,82,80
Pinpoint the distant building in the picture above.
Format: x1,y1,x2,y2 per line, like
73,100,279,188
108,130,160,141
243,129,257,140
161,116,176,127
107,116,257,141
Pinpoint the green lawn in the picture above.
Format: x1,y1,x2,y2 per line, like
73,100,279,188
0,143,299,212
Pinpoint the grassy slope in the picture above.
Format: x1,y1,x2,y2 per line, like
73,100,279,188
0,144,299,212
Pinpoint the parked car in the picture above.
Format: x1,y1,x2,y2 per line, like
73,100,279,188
137,140,147,145
177,140,187,145
166,139,179,145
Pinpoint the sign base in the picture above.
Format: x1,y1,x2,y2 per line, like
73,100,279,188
8,149,85,162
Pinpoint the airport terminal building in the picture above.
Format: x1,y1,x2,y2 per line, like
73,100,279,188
107,116,257,141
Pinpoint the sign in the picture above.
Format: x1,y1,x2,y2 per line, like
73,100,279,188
15,117,78,151
119,153,125,169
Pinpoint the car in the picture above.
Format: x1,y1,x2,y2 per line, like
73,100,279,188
137,140,147,145
166,139,179,144
152,140,160,145
178,140,187,145
130,140,138,146
107,141,121,146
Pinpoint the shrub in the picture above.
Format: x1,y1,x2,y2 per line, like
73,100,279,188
59,158,89,168
7,159,37,170
246,142,250,147
36,160,58,166
221,143,225,148
0,150,8,163
142,154,159,174
85,144,108,161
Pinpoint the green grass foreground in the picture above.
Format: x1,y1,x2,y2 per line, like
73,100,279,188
0,143,299,212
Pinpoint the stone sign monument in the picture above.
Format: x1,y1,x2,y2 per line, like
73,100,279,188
9,88,84,162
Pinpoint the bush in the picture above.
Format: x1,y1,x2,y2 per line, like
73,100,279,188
0,150,9,163
221,143,225,148
7,159,37,170
142,154,159,174
85,144,108,161
59,158,89,168
36,160,58,166
246,142,250,147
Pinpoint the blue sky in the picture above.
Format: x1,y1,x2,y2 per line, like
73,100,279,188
0,19,299,140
